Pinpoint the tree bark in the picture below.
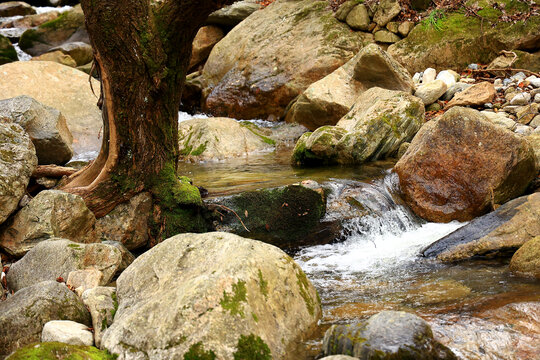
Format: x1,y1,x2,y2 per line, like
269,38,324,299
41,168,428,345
61,0,234,241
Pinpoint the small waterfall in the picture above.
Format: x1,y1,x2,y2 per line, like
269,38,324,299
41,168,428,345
295,171,464,291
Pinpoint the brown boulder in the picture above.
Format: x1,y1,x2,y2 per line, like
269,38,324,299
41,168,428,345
445,82,496,108
510,236,540,279
395,107,537,222
189,26,224,72
202,0,362,119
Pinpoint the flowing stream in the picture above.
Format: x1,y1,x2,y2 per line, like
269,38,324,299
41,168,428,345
179,118,540,359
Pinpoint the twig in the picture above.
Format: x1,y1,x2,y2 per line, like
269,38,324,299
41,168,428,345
208,204,250,232
471,68,540,77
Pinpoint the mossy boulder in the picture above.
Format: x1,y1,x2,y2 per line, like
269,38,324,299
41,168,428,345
388,8,540,74
202,0,363,119
323,311,456,359
101,232,321,359
422,192,540,262
395,107,537,222
18,5,88,56
6,342,116,360
510,236,540,279
206,181,327,249
292,87,424,166
0,281,91,358
0,1,35,17
178,117,274,161
0,34,17,65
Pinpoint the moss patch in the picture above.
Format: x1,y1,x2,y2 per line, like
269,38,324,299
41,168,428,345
183,342,216,360
6,342,117,360
257,270,268,299
233,334,271,360
220,280,247,317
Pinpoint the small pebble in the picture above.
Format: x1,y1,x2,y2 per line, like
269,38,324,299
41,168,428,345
484,103,493,109
510,93,531,106
511,72,526,81
535,93,540,103
468,63,479,70
422,68,437,84
503,78,512,86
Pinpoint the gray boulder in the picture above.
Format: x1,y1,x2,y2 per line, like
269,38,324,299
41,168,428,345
101,232,321,359
422,192,540,262
0,190,97,257
286,44,414,131
346,4,370,31
373,0,401,26
0,123,37,225
96,192,152,250
82,286,117,348
0,1,35,17
0,281,91,358
0,96,73,165
6,238,122,292
323,311,456,359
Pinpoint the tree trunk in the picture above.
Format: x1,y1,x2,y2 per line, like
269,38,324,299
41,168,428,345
62,0,234,242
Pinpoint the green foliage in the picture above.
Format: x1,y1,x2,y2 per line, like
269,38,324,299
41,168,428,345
233,334,272,360
183,342,216,360
422,9,446,31
220,280,247,317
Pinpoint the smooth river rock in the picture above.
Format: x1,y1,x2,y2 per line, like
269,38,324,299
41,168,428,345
101,232,321,360
510,236,540,279
422,192,540,261
395,107,537,222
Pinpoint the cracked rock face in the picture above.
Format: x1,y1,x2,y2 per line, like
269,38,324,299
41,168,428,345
0,122,37,226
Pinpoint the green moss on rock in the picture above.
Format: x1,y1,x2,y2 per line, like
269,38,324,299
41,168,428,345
233,334,271,360
183,342,216,360
6,342,117,360
0,34,17,64
220,280,247,317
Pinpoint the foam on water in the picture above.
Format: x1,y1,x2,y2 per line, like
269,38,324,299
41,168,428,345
178,111,209,123
13,43,31,61
34,6,72,14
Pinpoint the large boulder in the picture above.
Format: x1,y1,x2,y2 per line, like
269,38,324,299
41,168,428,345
0,123,37,225
1,11,59,29
0,34,17,65
510,236,540,279
202,0,363,119
206,181,326,248
0,61,102,157
101,232,321,359
6,238,122,292
0,190,97,257
0,96,73,165
0,281,91,358
206,0,260,27
323,311,456,359
422,192,540,261
189,26,224,72
395,107,537,222
96,192,152,251
18,5,88,56
292,87,424,166
488,49,540,73
31,50,78,67
6,342,116,360
178,117,274,161
285,44,414,130
388,10,540,74
41,320,94,346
